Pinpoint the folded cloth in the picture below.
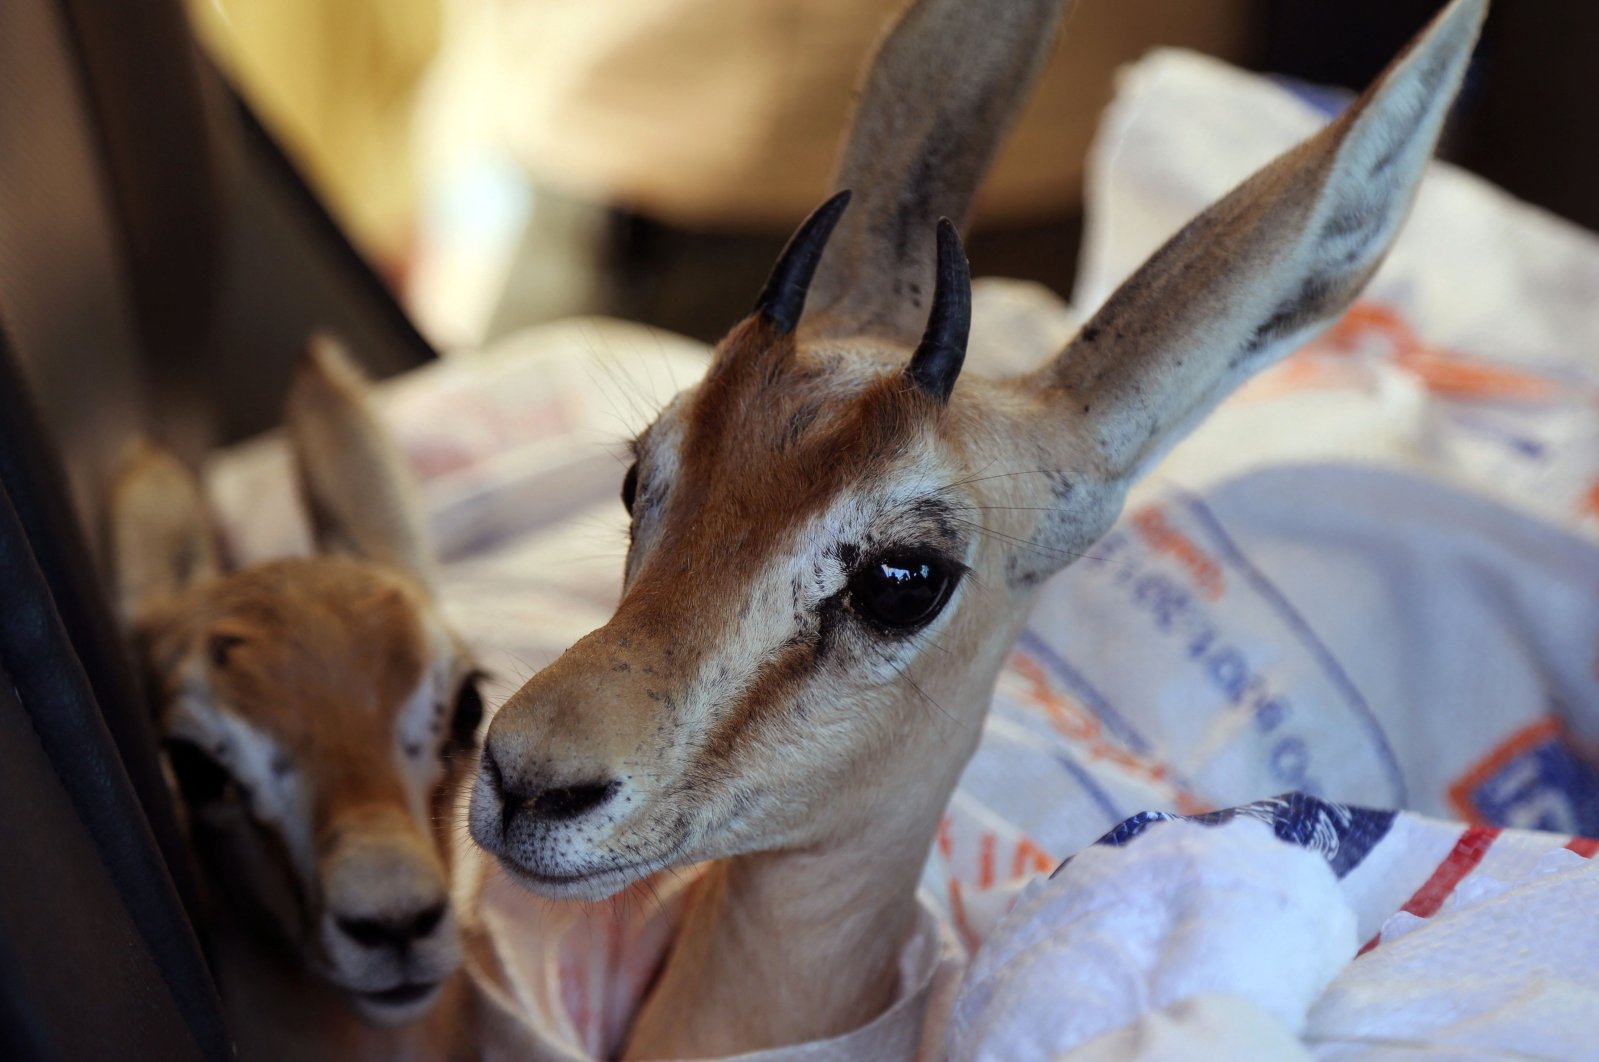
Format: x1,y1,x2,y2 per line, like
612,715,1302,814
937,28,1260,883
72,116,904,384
461,794,1598,1060
1058,996,1315,1062
948,813,1357,1060
1308,842,1599,1059
949,794,1599,1061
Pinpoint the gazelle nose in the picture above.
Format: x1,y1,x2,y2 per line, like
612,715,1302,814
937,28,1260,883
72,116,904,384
335,901,447,951
529,780,618,821
482,744,619,826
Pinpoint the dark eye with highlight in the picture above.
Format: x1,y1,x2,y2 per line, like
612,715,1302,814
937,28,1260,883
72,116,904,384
621,462,639,515
848,554,958,632
164,738,237,806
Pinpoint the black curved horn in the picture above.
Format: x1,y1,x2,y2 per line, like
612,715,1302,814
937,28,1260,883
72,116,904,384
753,189,853,333
904,218,971,402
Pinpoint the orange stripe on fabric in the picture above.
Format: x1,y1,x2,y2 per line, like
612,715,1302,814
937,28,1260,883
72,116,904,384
1447,718,1563,822
1012,837,1054,878
947,879,980,955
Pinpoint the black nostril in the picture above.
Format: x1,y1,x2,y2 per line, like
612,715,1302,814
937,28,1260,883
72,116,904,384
337,902,447,950
337,915,405,949
409,902,446,939
531,780,618,821
483,741,617,826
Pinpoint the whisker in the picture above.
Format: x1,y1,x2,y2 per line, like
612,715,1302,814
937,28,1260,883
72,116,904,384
889,657,956,726
954,504,1087,515
948,516,1106,564
927,466,1063,495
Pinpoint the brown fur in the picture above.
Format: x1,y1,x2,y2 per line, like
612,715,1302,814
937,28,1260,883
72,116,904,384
111,341,481,1060
136,558,433,823
473,2,1488,1057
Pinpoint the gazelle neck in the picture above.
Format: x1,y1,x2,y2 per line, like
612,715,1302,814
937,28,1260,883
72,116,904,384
623,812,937,1059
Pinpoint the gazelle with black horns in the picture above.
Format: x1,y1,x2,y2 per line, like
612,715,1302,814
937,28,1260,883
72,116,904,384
470,0,1489,1056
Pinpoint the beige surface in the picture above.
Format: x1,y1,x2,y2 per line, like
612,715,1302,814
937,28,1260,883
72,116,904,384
187,0,441,267
462,0,1263,228
184,0,1263,254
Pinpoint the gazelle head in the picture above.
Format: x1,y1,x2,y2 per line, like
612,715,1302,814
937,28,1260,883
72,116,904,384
110,339,480,1025
471,0,1487,900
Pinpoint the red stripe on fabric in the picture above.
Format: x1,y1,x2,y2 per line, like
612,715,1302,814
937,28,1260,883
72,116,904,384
1359,826,1501,960
1402,825,1499,919
1566,836,1599,858
1358,825,1499,961
978,833,996,890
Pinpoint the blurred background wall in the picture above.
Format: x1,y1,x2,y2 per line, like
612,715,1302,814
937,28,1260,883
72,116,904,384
186,0,441,280
186,0,1599,351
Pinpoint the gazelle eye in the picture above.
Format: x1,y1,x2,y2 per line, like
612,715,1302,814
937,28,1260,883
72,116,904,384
448,675,485,749
848,554,957,632
621,462,639,515
164,738,237,806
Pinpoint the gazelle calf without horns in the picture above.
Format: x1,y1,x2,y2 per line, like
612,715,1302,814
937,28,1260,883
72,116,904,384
470,0,1489,1057
110,339,484,1060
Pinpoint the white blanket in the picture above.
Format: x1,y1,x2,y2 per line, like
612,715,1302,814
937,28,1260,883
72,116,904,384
952,797,1599,1060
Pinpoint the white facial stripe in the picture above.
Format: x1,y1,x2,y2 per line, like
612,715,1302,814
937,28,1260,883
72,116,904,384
165,621,466,881
639,409,685,492
167,683,317,881
393,619,462,832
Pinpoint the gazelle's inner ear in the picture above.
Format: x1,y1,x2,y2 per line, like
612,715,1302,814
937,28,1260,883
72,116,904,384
1041,0,1486,482
108,442,221,623
804,0,1070,345
286,335,434,587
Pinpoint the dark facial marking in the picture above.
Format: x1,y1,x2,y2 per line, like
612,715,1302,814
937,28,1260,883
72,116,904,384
208,632,247,669
166,738,236,806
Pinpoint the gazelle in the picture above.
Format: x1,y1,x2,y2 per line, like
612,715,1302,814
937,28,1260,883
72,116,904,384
110,339,483,1060
470,0,1488,1056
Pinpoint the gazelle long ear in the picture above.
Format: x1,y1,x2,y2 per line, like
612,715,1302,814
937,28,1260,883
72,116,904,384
287,334,434,586
108,442,221,623
1043,0,1486,481
805,0,1072,344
